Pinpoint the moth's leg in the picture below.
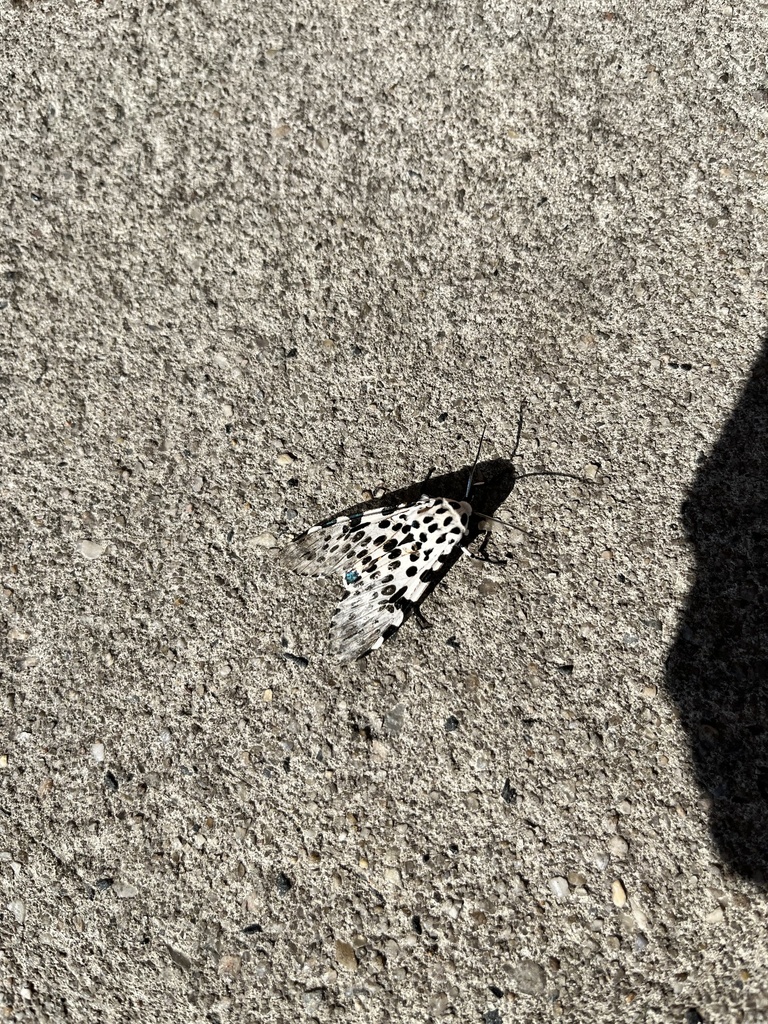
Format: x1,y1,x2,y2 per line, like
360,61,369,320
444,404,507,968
477,515,529,534
419,466,437,490
471,530,498,560
413,606,433,631
510,400,526,460
472,520,521,564
459,544,506,566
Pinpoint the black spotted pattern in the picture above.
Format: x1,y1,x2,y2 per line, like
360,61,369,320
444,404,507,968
282,496,473,662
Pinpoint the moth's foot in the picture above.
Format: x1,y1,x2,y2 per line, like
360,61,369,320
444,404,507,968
413,607,433,631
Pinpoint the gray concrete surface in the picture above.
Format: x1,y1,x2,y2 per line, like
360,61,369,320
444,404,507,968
2,2,768,1021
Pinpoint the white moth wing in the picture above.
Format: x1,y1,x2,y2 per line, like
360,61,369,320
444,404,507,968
281,501,415,578
329,498,473,662
283,496,473,661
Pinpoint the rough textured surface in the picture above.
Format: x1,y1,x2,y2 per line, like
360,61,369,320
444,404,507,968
2,2,768,1022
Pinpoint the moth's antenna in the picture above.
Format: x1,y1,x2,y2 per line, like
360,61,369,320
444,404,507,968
465,427,486,499
507,404,591,487
515,470,588,484
510,401,525,461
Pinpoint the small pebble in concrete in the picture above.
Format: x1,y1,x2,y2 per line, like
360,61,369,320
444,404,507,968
612,880,627,907
510,958,546,996
275,872,293,894
218,954,241,978
8,899,25,924
501,779,516,804
334,939,358,972
383,703,405,737
252,532,278,549
608,835,629,858
549,876,569,899
77,539,106,559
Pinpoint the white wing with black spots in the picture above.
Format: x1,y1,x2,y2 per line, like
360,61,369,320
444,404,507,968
281,502,413,578
282,497,473,662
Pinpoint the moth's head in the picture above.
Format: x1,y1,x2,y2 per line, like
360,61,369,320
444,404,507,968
464,457,518,517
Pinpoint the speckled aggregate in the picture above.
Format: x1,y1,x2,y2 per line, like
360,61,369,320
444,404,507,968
2,1,768,1023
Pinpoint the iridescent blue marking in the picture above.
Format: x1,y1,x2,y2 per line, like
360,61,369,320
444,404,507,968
345,570,361,585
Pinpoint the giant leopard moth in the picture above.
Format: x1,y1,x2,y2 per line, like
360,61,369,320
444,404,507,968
282,429,508,663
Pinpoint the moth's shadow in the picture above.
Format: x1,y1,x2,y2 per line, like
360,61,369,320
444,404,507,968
333,458,518,638
338,457,518,538
665,338,768,881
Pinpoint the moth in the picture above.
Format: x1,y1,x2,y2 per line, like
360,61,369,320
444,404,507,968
282,430,508,663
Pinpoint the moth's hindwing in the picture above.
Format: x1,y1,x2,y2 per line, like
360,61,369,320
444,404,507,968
282,497,473,662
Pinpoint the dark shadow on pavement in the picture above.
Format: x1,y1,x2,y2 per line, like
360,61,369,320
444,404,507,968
665,338,768,881
339,457,519,525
